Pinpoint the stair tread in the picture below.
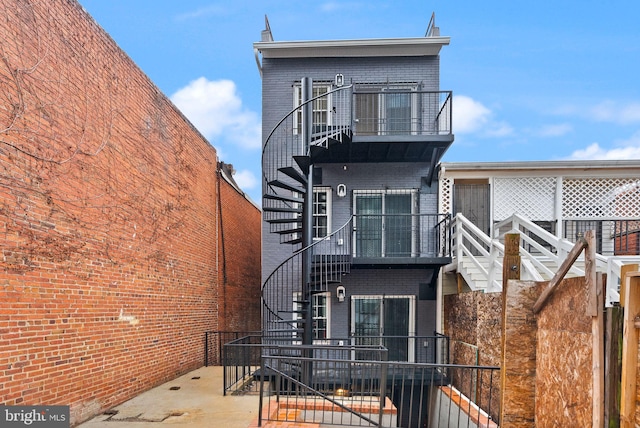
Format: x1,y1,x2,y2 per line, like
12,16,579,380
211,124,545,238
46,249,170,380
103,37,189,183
274,228,303,235
278,166,307,186
293,156,311,174
263,206,302,213
268,179,305,193
266,217,302,224
263,193,304,204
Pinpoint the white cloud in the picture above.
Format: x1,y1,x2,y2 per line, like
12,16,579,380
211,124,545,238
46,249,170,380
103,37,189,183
232,169,258,190
170,77,261,150
175,5,227,21
485,122,514,138
556,100,640,125
538,123,573,137
453,95,490,133
589,101,640,124
567,131,640,160
453,95,513,137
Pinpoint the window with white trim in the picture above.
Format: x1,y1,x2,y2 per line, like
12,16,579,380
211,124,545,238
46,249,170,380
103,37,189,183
293,83,332,134
293,292,331,341
313,187,332,239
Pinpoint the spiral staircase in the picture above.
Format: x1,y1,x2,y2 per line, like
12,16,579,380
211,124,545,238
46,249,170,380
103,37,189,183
261,82,354,343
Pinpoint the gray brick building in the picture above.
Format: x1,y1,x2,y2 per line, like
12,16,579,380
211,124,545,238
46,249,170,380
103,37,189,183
254,19,453,361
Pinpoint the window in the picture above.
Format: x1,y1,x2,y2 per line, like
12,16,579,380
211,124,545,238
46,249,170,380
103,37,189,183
313,187,332,239
353,190,417,257
294,83,332,134
353,83,418,136
351,295,415,361
311,293,329,340
293,292,331,341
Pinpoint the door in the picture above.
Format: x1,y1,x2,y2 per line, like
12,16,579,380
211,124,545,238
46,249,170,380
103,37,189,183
385,194,413,257
453,182,490,235
355,194,383,257
351,295,415,362
382,90,413,135
354,192,414,258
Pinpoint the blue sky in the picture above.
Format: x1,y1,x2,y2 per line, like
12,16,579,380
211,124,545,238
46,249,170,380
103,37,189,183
78,1,640,203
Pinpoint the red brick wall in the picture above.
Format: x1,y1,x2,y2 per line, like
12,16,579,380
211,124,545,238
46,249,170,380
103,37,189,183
0,0,260,424
217,173,262,332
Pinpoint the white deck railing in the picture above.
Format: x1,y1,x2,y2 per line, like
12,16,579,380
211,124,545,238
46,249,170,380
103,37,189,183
448,213,640,306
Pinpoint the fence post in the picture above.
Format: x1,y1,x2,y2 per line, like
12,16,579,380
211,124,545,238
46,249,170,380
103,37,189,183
222,342,227,396
204,332,209,367
378,361,388,426
620,271,640,427
258,355,265,427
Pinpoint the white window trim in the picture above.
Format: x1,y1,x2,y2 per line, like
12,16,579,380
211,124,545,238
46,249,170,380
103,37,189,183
293,83,333,135
292,291,331,343
313,187,332,240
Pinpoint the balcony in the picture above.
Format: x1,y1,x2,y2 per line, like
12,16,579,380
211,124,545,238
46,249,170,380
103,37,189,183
352,213,451,266
309,88,453,171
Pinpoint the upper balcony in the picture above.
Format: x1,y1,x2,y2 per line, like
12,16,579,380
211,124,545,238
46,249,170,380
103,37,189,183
308,84,453,174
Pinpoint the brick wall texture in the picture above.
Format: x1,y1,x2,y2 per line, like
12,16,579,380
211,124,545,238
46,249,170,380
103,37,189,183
0,0,261,424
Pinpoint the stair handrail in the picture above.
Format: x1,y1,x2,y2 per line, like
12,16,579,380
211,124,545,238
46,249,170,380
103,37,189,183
494,213,604,275
451,213,504,291
452,212,640,303
494,214,640,306
261,84,353,194
261,216,354,325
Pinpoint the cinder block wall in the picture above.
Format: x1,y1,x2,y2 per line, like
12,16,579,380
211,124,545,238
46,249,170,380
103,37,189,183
0,0,260,424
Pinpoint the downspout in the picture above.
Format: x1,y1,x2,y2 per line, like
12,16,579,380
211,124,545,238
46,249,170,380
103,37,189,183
217,164,228,329
253,47,262,79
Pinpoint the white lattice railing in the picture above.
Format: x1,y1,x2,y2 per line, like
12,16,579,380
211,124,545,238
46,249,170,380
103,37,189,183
447,213,640,306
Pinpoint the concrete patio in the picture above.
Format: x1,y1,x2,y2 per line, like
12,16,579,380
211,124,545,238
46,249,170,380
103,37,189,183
77,366,261,428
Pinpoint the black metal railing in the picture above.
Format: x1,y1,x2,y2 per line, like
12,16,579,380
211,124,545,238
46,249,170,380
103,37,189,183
221,334,450,394
261,217,353,338
222,338,388,396
613,219,640,255
204,331,261,366
352,89,452,137
353,213,451,259
258,354,499,428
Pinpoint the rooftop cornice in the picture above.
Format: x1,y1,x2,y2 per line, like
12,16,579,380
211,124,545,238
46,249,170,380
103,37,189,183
254,36,450,58
439,160,640,172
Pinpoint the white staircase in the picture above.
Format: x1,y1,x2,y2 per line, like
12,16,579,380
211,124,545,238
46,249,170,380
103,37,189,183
445,213,640,307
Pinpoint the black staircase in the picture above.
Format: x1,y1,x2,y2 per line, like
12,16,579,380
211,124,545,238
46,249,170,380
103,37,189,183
261,81,354,343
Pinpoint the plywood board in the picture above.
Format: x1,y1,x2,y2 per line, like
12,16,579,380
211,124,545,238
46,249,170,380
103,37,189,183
444,291,502,423
536,276,593,426
500,279,543,427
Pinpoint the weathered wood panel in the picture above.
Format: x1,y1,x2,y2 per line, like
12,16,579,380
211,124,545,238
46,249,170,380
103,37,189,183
500,280,542,427
620,272,640,427
444,291,502,422
536,276,593,426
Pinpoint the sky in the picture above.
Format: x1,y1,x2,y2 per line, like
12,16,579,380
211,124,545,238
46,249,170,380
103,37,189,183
77,1,640,203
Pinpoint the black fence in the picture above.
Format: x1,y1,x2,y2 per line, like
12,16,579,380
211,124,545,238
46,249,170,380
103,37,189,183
204,331,261,367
